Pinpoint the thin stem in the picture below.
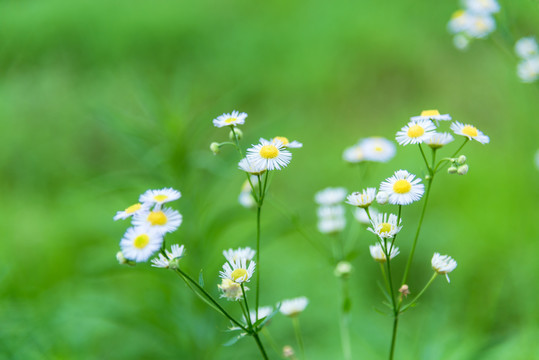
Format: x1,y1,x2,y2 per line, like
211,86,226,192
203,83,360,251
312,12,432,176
261,328,281,357
389,315,399,360
400,272,438,313
379,262,391,295
418,144,430,171
241,283,253,329
256,204,262,321
340,278,352,360
292,317,306,360
253,332,270,360
230,126,243,158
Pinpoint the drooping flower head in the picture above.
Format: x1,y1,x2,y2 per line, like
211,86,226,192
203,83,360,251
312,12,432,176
360,137,396,162
346,188,377,208
218,279,246,301
279,297,309,317
396,119,436,146
132,207,183,235
450,121,490,144
432,253,458,283
367,213,403,239
219,258,256,284
379,170,425,205
120,227,163,263
212,110,248,128
369,243,400,263
246,138,292,171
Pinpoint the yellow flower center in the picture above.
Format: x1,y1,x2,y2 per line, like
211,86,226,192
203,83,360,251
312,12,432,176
393,179,412,194
273,136,289,145
225,117,237,124
407,125,425,138
147,211,168,226
420,109,440,117
452,10,465,19
374,146,383,152
462,125,478,137
231,268,248,282
153,194,168,202
380,223,392,234
125,203,142,214
133,234,150,249
259,145,279,159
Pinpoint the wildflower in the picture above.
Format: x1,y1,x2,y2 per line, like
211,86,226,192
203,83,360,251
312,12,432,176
354,207,378,225
465,14,496,39
395,119,436,146
151,244,185,269
223,247,256,264
229,128,243,140
272,136,303,148
448,165,458,174
280,297,309,317
113,202,148,221
431,253,458,283
399,284,410,297
346,188,376,208
464,0,500,15
367,213,403,239
210,142,220,155
515,37,538,59
448,10,472,34
133,207,183,234
283,346,295,358
517,57,539,83
453,34,470,50
246,138,292,171
379,170,425,205
457,164,469,175
315,187,347,205
220,258,256,284
139,188,181,208
218,279,246,301
450,121,490,144
457,155,467,165
317,205,346,234
238,158,266,175
343,144,364,163
247,306,274,324
369,243,400,263
120,227,163,263
360,137,396,162
376,191,389,205
425,132,454,149
212,110,247,128
410,110,452,124
334,261,353,278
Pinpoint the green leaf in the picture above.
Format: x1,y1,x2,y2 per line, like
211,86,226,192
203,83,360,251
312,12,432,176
223,333,246,346
373,307,391,316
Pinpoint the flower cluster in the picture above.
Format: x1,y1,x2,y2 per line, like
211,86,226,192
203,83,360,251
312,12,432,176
343,136,396,163
515,37,539,83
114,188,184,263
447,0,500,50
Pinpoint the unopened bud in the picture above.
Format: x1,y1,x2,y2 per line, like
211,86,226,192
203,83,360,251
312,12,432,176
334,261,353,278
457,164,469,175
376,191,388,205
425,174,432,180
457,155,467,165
116,251,128,265
229,128,243,140
210,142,220,155
447,166,458,174
399,284,410,298
283,346,295,358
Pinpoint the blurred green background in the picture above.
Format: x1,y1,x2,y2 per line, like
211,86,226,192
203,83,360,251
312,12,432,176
1,0,538,359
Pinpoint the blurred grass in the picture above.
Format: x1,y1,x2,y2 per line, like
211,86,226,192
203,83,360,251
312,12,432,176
1,0,538,359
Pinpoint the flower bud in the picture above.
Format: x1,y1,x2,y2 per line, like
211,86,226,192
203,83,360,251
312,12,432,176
457,155,467,165
457,164,469,175
283,346,295,358
229,128,243,140
334,261,353,278
210,142,220,155
116,251,128,265
399,284,410,298
447,166,458,174
376,191,388,205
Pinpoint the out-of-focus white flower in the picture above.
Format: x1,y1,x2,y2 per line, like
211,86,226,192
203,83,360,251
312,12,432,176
464,0,500,15
139,188,181,208
431,253,457,283
247,306,274,324
246,138,292,171
354,207,378,225
315,187,347,205
517,57,539,83
345,188,377,208
448,10,473,34
279,297,309,317
450,121,490,144
396,119,436,146
453,34,470,50
213,110,247,128
114,203,149,221
367,213,403,239
238,158,267,175
465,14,496,39
379,170,425,205
369,243,400,263
515,37,538,59
334,261,353,277
317,205,346,234
360,137,396,163
376,191,389,205
343,144,365,163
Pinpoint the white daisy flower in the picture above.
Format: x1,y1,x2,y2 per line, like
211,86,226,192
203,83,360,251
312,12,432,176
113,202,149,221
218,279,247,301
395,119,436,146
219,258,256,284
139,188,181,208
354,207,379,225
279,297,309,317
132,207,183,234
247,306,274,324
515,37,538,59
360,137,396,163
425,132,455,149
379,170,425,205
410,110,452,123
448,10,472,34
246,138,292,171
151,244,185,268
212,110,248,128
223,247,256,264
464,0,500,15
369,243,400,263
345,188,377,208
271,136,303,149
120,227,163,263
376,191,389,205
317,205,346,234
517,57,539,83
342,144,365,163
450,121,490,144
238,158,267,175
367,213,403,239
315,187,347,205
464,14,496,39
431,253,458,283
453,34,470,50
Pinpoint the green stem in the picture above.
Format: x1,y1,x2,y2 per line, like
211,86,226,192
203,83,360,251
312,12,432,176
261,328,282,357
230,126,243,158
292,317,306,360
418,144,430,171
400,273,438,313
389,315,399,360
379,262,391,295
253,332,270,360
241,283,253,329
340,278,352,360
434,139,468,173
